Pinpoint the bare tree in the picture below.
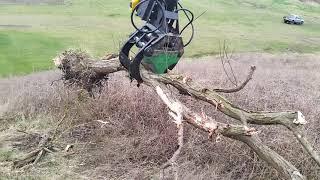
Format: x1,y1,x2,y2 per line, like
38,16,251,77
53,50,320,180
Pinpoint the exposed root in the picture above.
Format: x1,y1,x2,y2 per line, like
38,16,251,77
53,50,112,96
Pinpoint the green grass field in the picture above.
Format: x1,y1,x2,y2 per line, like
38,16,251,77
0,0,319,76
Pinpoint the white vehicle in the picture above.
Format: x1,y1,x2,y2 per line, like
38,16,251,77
283,14,304,25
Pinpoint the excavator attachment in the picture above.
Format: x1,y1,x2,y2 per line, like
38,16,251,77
120,0,194,84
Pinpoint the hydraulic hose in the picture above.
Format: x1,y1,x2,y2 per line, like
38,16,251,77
177,2,195,47
131,0,165,33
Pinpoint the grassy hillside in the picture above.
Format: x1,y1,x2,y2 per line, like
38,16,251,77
0,31,66,76
0,0,319,76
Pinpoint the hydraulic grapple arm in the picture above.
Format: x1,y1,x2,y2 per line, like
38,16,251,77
120,0,194,84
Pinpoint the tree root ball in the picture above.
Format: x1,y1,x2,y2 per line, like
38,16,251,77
54,49,109,94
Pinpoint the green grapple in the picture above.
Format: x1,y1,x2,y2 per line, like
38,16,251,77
143,52,180,74
142,35,184,74
119,0,194,84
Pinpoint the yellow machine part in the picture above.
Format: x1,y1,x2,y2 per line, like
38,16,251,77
130,0,140,11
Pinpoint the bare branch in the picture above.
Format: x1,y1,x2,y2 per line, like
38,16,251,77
288,125,320,167
147,71,320,167
147,71,303,126
233,134,305,180
147,81,305,180
214,66,256,93
162,115,184,180
157,88,184,173
219,40,238,86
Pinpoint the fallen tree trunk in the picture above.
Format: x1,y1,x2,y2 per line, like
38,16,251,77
142,71,305,180
53,50,320,180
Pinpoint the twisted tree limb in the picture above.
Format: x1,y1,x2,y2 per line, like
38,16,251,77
146,71,320,167
53,50,320,180
213,66,256,93
143,74,304,180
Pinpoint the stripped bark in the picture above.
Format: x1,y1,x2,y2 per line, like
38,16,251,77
146,71,320,167
53,50,320,180
143,75,304,180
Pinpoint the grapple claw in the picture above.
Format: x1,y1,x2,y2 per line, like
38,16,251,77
120,0,193,84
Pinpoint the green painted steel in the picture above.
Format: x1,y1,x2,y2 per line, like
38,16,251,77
143,52,180,74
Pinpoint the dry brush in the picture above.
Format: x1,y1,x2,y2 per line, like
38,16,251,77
53,50,320,180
